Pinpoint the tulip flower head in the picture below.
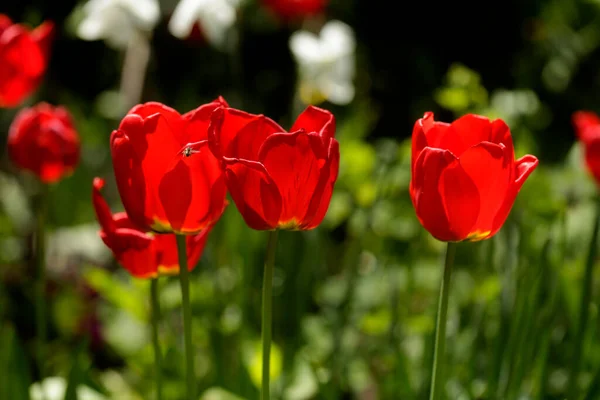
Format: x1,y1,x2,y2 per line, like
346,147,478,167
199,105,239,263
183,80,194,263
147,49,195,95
110,99,228,234
208,105,339,230
0,14,54,107
410,112,538,242
76,0,160,49
289,20,355,105
93,178,211,278
168,0,241,49
8,103,80,183
572,110,600,186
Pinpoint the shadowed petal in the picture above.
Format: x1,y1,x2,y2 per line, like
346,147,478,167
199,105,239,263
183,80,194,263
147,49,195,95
490,154,539,237
224,158,282,230
259,131,327,226
301,138,340,229
110,129,151,228
573,111,600,143
410,147,458,241
452,142,509,239
182,97,229,143
208,107,283,161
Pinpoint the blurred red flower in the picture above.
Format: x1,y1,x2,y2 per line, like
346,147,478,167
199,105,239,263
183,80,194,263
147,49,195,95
8,102,80,183
110,99,228,234
93,178,210,278
0,14,53,107
208,105,339,230
572,110,600,185
262,0,326,20
410,112,538,242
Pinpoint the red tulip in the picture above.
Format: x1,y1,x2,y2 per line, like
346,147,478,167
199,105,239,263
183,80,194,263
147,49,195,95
410,112,538,242
0,14,54,107
110,99,228,234
262,0,327,20
572,110,600,185
8,102,80,183
208,105,339,230
93,178,210,278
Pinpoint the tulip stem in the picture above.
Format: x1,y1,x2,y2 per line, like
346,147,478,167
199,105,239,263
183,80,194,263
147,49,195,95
568,199,600,398
429,241,457,400
176,235,195,400
34,186,48,397
150,278,163,400
261,230,279,400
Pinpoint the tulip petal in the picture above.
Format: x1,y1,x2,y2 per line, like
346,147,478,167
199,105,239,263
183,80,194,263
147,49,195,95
110,130,152,229
411,113,432,178
290,105,336,141
182,97,228,143
224,158,282,230
0,25,45,106
490,118,514,161
410,147,460,241
451,142,510,239
433,114,492,157
31,20,54,62
157,159,193,232
573,111,600,143
208,107,283,161
583,138,600,184
92,177,116,233
259,131,327,227
158,143,226,234
301,138,340,229
106,232,156,278
490,154,539,237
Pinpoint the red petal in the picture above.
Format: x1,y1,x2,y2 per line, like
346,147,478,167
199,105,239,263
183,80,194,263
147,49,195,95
158,143,226,234
0,15,12,35
31,20,54,62
453,142,510,239
208,107,283,161
490,154,539,237
410,147,460,241
433,114,492,157
301,138,340,229
411,113,432,178
0,25,46,106
107,231,156,278
259,131,327,227
489,118,514,162
573,111,600,143
92,177,116,233
224,158,282,230
110,129,154,229
182,98,228,143
290,105,336,141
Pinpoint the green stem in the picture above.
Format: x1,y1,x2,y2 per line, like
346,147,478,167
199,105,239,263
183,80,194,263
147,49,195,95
568,199,600,399
261,230,279,400
150,278,163,400
34,187,48,390
176,235,195,400
429,241,457,400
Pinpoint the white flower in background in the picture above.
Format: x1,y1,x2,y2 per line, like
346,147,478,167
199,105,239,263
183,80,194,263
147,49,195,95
290,20,356,106
168,0,241,49
76,0,160,49
30,377,107,400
